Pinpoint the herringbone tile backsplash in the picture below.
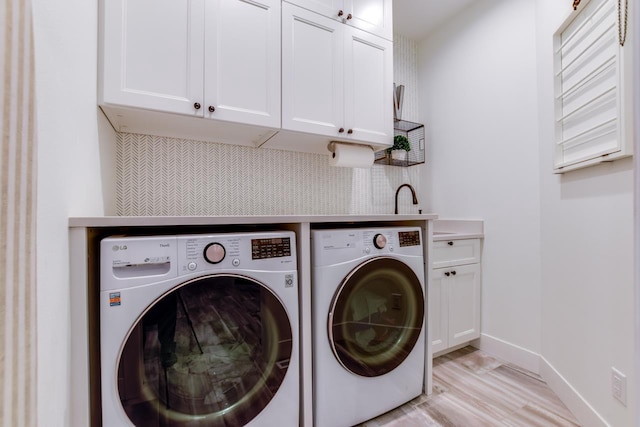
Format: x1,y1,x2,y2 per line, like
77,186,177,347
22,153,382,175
116,35,422,217
116,133,422,216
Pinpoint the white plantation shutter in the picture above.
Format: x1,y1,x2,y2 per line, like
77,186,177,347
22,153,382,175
553,0,632,172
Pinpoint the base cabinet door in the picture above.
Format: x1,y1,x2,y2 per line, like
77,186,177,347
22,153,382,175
430,269,448,354
447,263,481,348
431,256,481,355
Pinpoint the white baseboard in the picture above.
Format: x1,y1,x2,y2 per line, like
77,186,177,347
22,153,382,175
472,333,541,374
539,356,609,427
472,333,609,426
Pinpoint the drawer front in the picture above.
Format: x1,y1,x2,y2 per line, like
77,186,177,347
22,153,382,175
432,239,481,268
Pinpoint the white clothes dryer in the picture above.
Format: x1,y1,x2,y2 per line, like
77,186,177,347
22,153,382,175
311,227,426,427
100,231,299,427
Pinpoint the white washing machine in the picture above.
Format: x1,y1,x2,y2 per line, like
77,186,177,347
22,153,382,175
100,231,299,427
311,227,426,427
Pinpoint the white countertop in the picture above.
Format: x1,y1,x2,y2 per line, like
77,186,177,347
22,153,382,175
68,213,439,227
432,219,484,240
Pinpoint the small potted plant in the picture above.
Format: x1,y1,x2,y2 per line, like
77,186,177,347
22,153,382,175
387,135,411,161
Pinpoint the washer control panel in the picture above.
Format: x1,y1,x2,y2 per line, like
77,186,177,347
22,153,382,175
176,231,296,275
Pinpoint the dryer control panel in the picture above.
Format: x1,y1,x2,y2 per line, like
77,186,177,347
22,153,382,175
311,227,423,267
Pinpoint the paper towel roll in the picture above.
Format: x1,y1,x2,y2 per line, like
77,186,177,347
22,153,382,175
329,143,374,168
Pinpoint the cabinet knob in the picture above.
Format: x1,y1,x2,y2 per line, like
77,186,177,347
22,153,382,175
447,241,454,246
208,106,215,113
338,128,345,133
338,9,344,16
347,129,353,134
347,13,352,20
445,272,451,277
451,271,457,276
193,102,201,110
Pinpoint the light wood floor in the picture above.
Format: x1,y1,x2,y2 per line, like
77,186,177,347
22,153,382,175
359,346,581,427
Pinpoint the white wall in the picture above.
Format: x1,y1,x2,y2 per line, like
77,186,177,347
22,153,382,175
418,0,542,358
536,1,635,425
31,0,115,425
419,0,636,424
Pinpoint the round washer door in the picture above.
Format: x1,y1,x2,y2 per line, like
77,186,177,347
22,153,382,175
116,274,292,427
328,257,424,377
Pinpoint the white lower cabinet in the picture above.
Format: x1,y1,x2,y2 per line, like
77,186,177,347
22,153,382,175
431,239,482,355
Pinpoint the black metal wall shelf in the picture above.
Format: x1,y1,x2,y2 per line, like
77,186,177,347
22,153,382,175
375,120,425,167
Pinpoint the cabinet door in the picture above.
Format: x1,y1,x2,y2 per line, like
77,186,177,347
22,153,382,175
285,0,392,40
345,0,392,40
205,0,280,128
430,269,448,354
282,3,344,137
284,0,343,20
100,0,205,116
448,264,481,348
343,26,393,146
432,239,481,269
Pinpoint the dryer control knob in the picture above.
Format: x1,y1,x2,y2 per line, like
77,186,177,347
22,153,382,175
373,233,387,249
204,242,226,264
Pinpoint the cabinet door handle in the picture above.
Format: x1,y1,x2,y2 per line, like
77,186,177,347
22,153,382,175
444,272,450,277
347,129,353,134
193,102,201,110
447,241,454,246
208,106,215,113
451,271,457,276
338,9,344,16
338,128,345,133
347,13,352,20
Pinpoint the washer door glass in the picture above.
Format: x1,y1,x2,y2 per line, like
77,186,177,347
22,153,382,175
328,257,424,377
117,274,292,426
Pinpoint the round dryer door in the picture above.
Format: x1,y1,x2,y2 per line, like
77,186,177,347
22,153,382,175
116,274,292,427
328,257,424,377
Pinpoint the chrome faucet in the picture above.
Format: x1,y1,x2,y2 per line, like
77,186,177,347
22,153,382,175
395,184,418,214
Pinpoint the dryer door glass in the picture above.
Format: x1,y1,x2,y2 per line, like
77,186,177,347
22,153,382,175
328,257,424,377
116,274,292,426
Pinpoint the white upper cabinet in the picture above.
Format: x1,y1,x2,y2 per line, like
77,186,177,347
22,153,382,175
280,2,393,147
99,0,280,130
99,0,392,153
344,27,393,145
281,4,344,138
285,0,392,40
99,0,205,116
204,0,281,128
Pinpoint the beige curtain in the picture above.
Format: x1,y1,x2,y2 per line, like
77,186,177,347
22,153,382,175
1,0,37,425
